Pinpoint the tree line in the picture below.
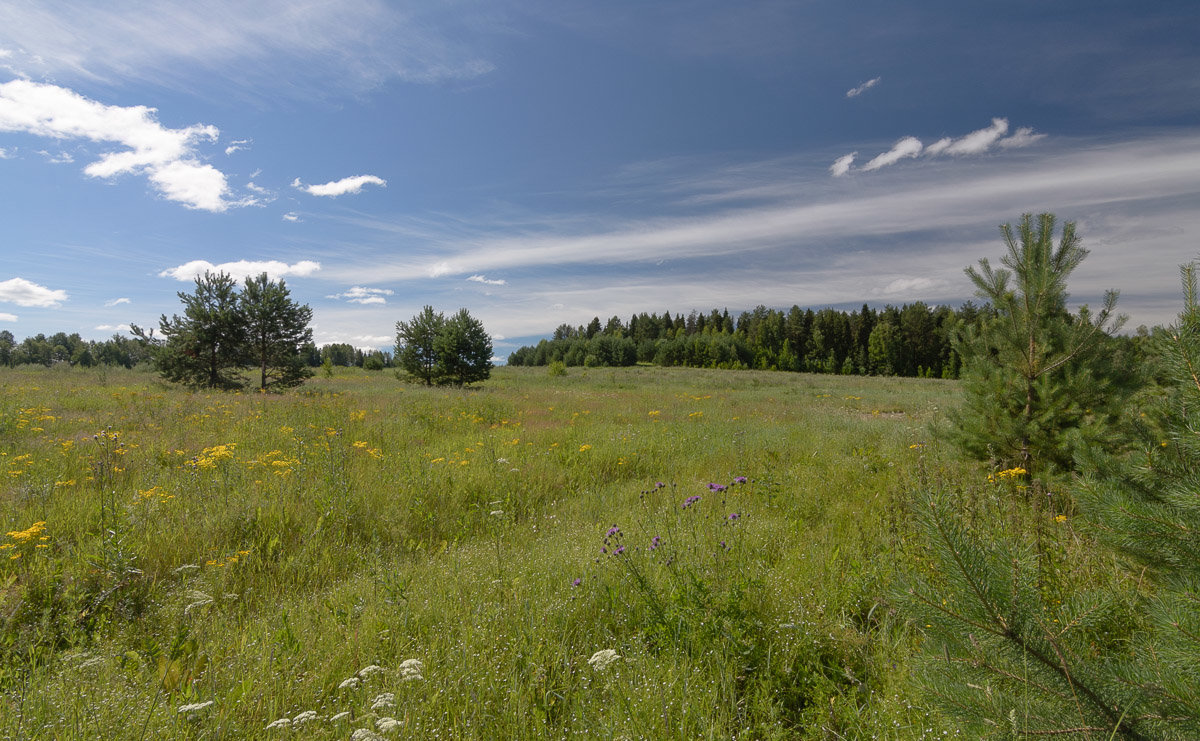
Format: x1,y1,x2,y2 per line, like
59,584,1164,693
508,301,1009,378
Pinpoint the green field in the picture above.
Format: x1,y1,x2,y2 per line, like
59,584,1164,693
2,365,1011,738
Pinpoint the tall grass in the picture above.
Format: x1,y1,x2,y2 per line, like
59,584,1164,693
3,364,968,738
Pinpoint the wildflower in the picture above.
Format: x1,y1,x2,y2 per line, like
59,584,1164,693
649,535,661,551
370,692,396,712
331,712,351,722
351,729,384,741
399,658,424,681
293,710,318,725
727,512,741,521
377,717,402,732
265,718,291,729
178,700,214,714
682,495,701,509
655,481,665,489
732,476,748,484
1054,514,1068,523
605,525,620,538
707,483,727,493
578,444,592,452
588,649,621,671
358,664,386,678
489,510,504,517
613,545,625,556
572,577,582,587
339,676,362,690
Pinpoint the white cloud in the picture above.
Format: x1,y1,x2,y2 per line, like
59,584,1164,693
944,117,1008,155
159,259,321,282
0,1,496,94
0,79,240,211
829,152,856,177
0,312,17,322
881,277,938,295
224,139,251,155
429,261,453,278
104,297,131,307
293,175,387,197
999,126,1048,149
352,334,392,346
846,77,880,98
0,277,68,307
36,149,73,163
467,274,506,286
282,212,300,222
0,146,10,158
839,118,1047,176
95,323,132,332
328,286,394,305
862,136,923,171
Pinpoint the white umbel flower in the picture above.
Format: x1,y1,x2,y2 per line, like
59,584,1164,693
265,717,291,729
292,710,317,724
588,649,621,671
370,692,395,712
339,676,362,690
399,658,424,681
376,716,402,732
178,700,214,714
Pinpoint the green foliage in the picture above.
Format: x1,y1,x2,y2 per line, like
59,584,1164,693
395,305,446,385
140,271,248,390
396,306,493,386
240,273,314,391
134,271,315,391
949,213,1131,475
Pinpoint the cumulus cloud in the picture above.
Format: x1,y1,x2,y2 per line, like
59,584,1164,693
159,259,321,282
0,79,240,211
104,297,131,307
944,117,1009,155
846,77,880,98
999,126,1048,149
328,286,394,305
829,152,856,177
95,323,132,332
0,312,17,322
282,212,300,222
834,118,1046,176
862,136,923,171
224,139,250,155
292,174,386,197
0,277,68,307
467,274,506,286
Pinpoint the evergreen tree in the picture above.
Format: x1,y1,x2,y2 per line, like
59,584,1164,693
240,273,314,391
136,271,248,390
436,308,493,386
949,213,1129,475
395,306,446,385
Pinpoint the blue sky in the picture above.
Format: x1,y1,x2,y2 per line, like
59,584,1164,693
2,1,1199,356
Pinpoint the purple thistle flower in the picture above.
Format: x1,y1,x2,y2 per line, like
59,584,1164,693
719,540,727,549
733,476,748,484
682,495,701,509
600,546,607,554
708,483,727,493
649,535,662,551
613,545,625,555
655,481,665,489
605,525,620,538
727,512,741,521
572,578,582,587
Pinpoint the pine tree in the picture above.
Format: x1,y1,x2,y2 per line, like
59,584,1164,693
141,271,248,390
240,273,314,391
435,308,493,386
949,213,1130,475
395,306,446,385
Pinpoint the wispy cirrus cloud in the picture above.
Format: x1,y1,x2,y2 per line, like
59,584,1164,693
327,286,394,305
835,118,1045,175
224,139,251,155
292,175,386,197
467,274,506,286
0,277,68,307
846,76,880,98
104,297,131,307
0,80,246,211
159,259,320,282
0,1,498,95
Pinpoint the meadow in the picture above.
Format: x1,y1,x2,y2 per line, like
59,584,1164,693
1,364,1023,739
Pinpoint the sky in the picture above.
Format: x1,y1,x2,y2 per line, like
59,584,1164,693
1,1,1199,357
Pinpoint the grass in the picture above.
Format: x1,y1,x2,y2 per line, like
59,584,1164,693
2,363,984,739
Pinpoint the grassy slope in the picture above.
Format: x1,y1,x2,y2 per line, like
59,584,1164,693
1,365,969,739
